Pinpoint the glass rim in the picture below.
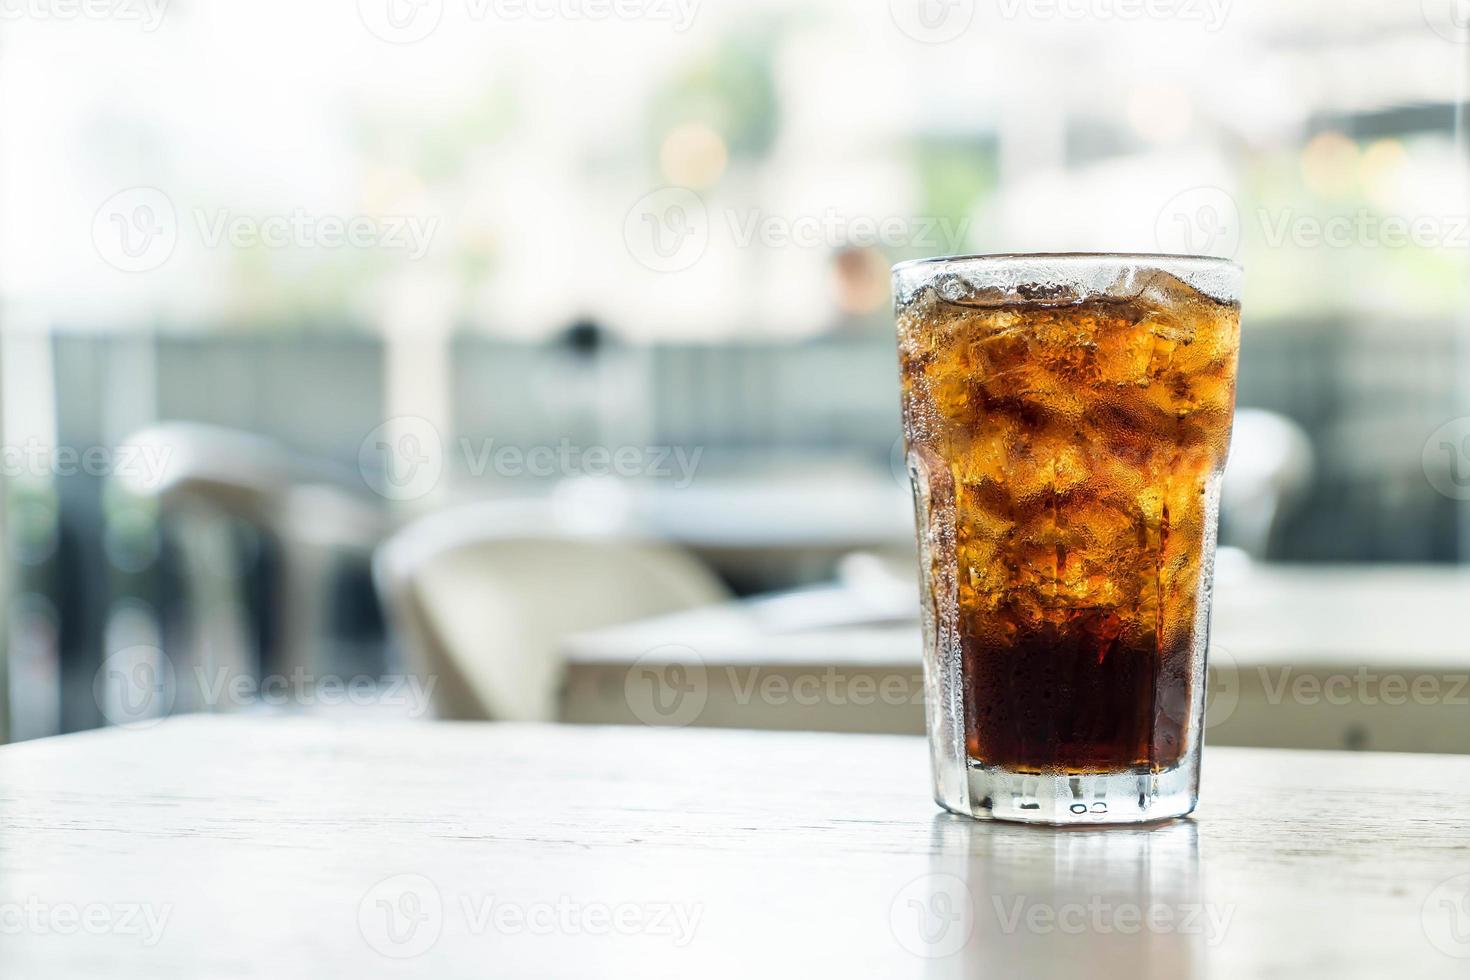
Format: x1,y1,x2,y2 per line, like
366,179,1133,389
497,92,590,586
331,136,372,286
890,251,1243,275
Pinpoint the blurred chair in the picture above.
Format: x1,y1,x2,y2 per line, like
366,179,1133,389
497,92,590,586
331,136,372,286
1219,409,1316,560
374,499,730,722
118,423,389,701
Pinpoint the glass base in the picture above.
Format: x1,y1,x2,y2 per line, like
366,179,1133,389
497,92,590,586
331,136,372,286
936,758,1199,826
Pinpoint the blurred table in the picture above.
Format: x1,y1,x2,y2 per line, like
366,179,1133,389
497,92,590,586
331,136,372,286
629,471,914,591
561,564,1470,753
2,716,1467,978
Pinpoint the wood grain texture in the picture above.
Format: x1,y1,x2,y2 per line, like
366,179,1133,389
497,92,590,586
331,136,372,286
0,716,1467,978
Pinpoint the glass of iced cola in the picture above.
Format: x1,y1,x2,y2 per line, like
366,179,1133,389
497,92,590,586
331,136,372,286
893,253,1241,824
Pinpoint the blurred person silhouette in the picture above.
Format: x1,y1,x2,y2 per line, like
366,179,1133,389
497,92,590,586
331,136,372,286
824,245,891,337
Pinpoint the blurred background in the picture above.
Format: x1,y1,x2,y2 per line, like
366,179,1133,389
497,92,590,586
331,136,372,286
0,0,1467,745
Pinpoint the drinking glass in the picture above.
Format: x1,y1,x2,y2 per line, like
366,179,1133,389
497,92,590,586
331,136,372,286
894,253,1241,824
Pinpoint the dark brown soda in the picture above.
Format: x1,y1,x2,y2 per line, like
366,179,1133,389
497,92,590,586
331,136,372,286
960,612,1191,773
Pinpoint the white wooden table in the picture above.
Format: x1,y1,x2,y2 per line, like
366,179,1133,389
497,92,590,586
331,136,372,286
561,565,1470,753
1,717,1467,977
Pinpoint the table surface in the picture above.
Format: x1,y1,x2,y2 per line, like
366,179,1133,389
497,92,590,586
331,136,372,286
563,563,1470,669
2,716,1468,978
